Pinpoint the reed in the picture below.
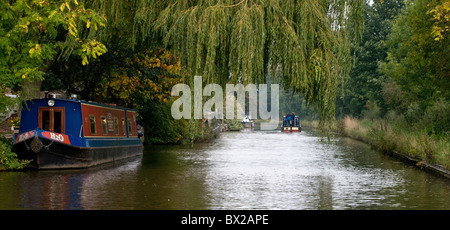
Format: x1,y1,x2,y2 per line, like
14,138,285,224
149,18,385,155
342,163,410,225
339,116,369,142
338,116,450,171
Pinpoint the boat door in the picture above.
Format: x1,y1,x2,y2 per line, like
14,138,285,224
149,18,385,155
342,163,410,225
38,107,66,134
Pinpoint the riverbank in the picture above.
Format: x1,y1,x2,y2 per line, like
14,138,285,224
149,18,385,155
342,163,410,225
302,117,450,179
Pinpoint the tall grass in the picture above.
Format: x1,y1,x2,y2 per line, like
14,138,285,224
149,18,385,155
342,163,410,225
339,116,370,141
339,116,450,170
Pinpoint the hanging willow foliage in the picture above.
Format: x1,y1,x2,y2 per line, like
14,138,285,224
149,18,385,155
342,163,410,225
82,0,364,127
151,0,363,127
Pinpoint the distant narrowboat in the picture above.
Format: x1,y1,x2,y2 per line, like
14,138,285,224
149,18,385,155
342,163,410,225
281,115,301,133
12,98,143,169
242,115,254,128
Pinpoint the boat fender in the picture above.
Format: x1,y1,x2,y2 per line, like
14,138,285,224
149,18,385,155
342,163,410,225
30,138,43,153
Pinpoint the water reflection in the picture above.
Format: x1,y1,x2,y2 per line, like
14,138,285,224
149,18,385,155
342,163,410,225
0,129,449,210
10,159,141,210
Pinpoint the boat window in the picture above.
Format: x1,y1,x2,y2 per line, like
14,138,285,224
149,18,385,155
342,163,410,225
122,118,126,135
54,111,62,133
42,110,50,131
127,119,132,134
114,117,119,135
101,116,107,135
39,107,65,134
89,115,96,135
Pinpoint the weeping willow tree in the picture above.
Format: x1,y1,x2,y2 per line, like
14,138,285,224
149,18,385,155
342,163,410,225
143,0,364,127
77,0,363,128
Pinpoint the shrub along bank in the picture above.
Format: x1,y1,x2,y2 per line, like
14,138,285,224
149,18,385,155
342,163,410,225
0,137,29,171
337,116,450,178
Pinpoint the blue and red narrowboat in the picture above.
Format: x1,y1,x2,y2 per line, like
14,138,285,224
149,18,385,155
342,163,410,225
281,115,301,133
12,98,143,169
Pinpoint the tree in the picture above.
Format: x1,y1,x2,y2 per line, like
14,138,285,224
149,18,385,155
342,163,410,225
97,49,186,144
41,0,166,100
428,0,450,41
97,49,182,108
338,0,405,118
381,0,449,101
0,0,107,99
0,0,109,169
41,0,366,135
380,0,449,134
147,0,364,127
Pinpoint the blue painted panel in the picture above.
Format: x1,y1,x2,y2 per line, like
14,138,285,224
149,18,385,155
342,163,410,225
19,99,83,136
85,138,142,148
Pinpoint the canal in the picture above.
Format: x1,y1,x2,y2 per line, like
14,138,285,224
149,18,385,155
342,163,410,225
0,128,449,210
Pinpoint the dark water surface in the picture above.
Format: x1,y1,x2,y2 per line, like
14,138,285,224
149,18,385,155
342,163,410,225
1,129,449,210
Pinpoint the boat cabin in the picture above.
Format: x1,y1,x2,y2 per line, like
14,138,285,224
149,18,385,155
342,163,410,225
13,98,143,169
19,98,138,139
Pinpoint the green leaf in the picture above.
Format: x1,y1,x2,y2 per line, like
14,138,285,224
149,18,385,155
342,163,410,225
60,2,65,12
82,56,88,65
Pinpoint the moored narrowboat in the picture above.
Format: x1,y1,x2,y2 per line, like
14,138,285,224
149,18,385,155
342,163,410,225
281,114,301,133
12,98,143,169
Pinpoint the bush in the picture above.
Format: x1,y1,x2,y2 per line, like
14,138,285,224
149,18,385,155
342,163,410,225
362,100,381,120
404,102,422,124
0,137,29,170
422,99,450,135
139,100,184,145
382,81,405,112
138,99,217,145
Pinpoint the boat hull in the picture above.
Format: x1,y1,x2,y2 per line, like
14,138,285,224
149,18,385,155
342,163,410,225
282,115,301,133
242,122,254,128
282,126,301,133
13,134,143,169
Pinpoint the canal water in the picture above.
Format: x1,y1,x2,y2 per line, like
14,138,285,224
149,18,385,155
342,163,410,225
0,129,449,210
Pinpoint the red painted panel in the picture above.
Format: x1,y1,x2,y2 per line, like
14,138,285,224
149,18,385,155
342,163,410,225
16,131,35,143
41,131,71,145
81,103,127,137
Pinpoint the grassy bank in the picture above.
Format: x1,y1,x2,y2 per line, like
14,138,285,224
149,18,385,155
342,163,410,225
338,116,450,172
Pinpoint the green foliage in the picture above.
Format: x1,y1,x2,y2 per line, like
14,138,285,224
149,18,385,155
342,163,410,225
4,0,366,146
338,0,404,118
0,86,13,114
380,0,449,135
0,137,29,170
150,0,365,128
404,102,423,124
95,49,182,106
341,0,449,138
138,99,184,144
421,98,450,135
381,0,449,101
94,49,187,144
225,119,244,131
0,0,107,94
279,88,320,121
427,0,450,41
340,116,450,170
40,0,365,141
138,98,218,145
336,0,449,171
